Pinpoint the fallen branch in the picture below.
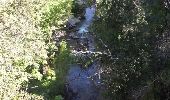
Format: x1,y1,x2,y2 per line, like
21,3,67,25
71,50,118,60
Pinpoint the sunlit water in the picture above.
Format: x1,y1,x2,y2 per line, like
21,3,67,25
78,5,95,37
65,5,103,100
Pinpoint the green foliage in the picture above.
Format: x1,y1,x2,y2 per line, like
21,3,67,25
40,0,73,39
55,95,63,100
25,40,73,99
86,0,94,6
71,0,86,17
55,41,72,80
92,0,170,99
0,0,73,99
0,0,47,99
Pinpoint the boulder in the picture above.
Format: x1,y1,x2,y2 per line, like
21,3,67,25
76,0,85,5
67,15,80,28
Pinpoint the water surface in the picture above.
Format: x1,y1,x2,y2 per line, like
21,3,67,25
66,5,103,100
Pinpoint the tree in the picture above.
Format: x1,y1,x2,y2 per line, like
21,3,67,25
92,0,170,99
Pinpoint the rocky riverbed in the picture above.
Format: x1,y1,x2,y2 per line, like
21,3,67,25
64,4,104,100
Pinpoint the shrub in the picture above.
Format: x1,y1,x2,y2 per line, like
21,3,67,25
92,0,169,99
0,0,73,99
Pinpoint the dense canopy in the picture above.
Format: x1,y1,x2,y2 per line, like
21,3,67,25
0,0,170,100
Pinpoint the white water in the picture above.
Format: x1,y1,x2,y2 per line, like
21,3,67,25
78,5,95,36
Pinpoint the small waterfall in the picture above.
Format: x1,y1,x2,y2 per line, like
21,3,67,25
78,5,95,37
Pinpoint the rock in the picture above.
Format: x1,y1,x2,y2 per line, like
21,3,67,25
52,30,66,38
69,32,79,39
76,0,85,5
67,15,80,28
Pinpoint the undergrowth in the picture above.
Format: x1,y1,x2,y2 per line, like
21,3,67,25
0,0,73,99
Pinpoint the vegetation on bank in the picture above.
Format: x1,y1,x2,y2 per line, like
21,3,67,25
1,0,170,100
92,0,170,99
0,0,74,99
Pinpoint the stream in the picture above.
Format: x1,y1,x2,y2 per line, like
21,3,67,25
65,5,103,100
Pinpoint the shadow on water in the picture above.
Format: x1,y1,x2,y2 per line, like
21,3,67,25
65,62,102,100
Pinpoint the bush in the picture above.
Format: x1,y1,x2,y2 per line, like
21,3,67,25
92,0,169,99
0,0,73,99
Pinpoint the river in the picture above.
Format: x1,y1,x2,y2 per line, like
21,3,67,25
65,5,104,100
